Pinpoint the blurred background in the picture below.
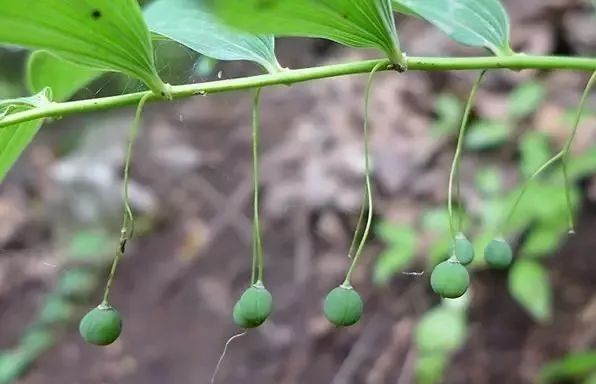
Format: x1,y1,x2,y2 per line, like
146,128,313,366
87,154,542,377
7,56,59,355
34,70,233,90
0,0,595,383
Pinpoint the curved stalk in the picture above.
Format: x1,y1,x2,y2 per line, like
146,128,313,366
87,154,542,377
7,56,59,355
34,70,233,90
448,71,486,239
343,62,386,285
252,89,265,283
101,93,151,305
561,71,596,233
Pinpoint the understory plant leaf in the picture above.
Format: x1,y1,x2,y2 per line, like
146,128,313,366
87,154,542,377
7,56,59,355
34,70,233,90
508,260,552,323
415,307,467,353
393,0,514,56
374,223,416,284
27,51,103,102
0,0,168,94
541,352,596,383
0,89,51,182
213,0,406,68
145,0,281,73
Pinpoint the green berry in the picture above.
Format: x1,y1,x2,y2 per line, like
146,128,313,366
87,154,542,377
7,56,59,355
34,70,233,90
450,233,474,265
430,260,470,299
484,237,513,269
323,285,363,327
232,282,273,328
79,304,122,346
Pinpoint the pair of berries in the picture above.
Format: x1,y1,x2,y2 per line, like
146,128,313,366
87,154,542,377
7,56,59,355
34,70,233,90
78,283,275,346
431,233,513,299
231,281,363,329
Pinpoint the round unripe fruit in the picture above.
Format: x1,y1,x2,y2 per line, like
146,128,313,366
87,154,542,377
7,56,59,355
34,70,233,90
79,304,122,346
323,285,363,327
232,283,273,328
484,238,513,269
450,233,474,265
430,260,470,299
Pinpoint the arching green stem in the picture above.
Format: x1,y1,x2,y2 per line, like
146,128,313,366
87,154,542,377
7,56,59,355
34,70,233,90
498,152,563,235
448,71,486,239
343,62,386,285
101,93,151,305
252,88,265,283
3,56,594,130
561,71,596,233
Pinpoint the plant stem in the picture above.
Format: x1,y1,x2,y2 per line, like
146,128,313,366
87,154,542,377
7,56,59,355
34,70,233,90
101,93,150,305
252,89,265,283
448,71,486,239
2,55,596,129
500,71,595,236
561,71,596,233
343,62,385,285
347,193,366,259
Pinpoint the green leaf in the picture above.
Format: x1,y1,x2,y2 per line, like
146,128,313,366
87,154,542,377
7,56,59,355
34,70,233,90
145,0,280,73
586,372,596,384
68,230,111,260
505,183,576,228
0,119,42,182
374,224,416,284
508,82,546,120
521,222,566,258
475,166,503,196
193,56,219,77
0,0,167,94
568,149,596,180
465,120,510,150
393,0,514,56
508,260,552,323
519,131,553,178
416,353,449,384
27,51,103,102
431,93,463,136
213,0,406,67
0,89,51,182
415,306,467,353
38,295,76,325
541,352,596,383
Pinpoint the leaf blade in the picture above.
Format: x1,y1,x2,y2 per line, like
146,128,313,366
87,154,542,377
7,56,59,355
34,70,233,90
145,0,280,73
0,0,166,94
393,0,513,56
213,0,406,66
27,51,103,102
508,260,552,322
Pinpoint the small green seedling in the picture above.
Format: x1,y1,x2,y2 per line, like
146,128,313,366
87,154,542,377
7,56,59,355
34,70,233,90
484,237,513,269
79,304,122,346
450,233,475,265
232,281,273,329
323,284,363,327
430,260,470,299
